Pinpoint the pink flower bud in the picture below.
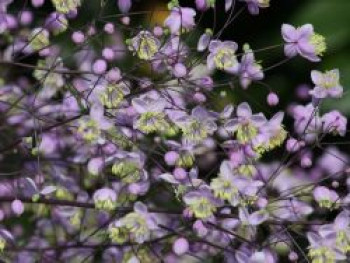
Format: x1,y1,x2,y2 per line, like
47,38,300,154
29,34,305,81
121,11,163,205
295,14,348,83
118,0,131,13
93,59,107,74
106,67,122,82
267,92,279,106
174,168,187,180
165,151,179,166
11,199,24,215
104,23,115,34
31,0,45,7
102,48,115,61
153,26,163,37
193,92,206,103
72,31,85,44
173,237,189,255
173,63,187,78
301,155,312,168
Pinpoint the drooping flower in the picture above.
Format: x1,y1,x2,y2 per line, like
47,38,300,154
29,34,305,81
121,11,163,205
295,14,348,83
319,211,350,253
128,31,160,60
309,69,343,99
313,186,339,209
164,7,196,34
108,202,158,244
239,44,264,89
241,0,270,15
322,111,347,136
93,188,117,211
173,106,217,143
225,102,267,144
51,0,82,14
117,0,131,13
29,27,50,51
307,232,346,263
207,40,240,74
282,24,326,62
183,186,222,219
132,92,170,134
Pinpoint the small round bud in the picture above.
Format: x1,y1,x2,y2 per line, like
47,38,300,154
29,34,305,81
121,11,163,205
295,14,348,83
257,197,268,208
332,181,339,188
31,0,45,7
165,151,179,166
92,59,107,75
173,237,189,255
20,11,33,25
72,31,85,44
288,251,298,261
102,48,115,61
174,167,187,180
301,156,312,168
11,199,24,215
106,67,121,83
193,92,206,103
121,16,130,25
267,92,279,106
173,63,187,78
128,184,141,195
104,23,115,34
153,26,163,37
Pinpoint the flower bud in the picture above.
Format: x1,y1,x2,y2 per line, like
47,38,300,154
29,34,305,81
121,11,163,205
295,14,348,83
93,59,107,75
173,237,189,255
173,63,187,78
11,199,24,215
267,92,279,106
174,168,187,180
72,31,85,44
164,151,179,166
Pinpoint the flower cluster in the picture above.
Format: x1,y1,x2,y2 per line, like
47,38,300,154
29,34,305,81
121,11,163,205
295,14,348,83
0,1,349,262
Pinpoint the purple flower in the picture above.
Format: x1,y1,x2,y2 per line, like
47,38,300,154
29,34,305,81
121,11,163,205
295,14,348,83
225,102,267,144
322,110,347,136
197,29,212,52
309,69,343,99
117,0,131,13
207,40,240,74
239,44,264,89
282,24,326,62
164,7,196,34
93,188,117,210
313,186,339,209
241,0,270,15
307,232,346,262
183,186,223,219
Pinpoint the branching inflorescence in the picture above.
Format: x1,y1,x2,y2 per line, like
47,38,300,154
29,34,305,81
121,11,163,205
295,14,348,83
0,0,349,262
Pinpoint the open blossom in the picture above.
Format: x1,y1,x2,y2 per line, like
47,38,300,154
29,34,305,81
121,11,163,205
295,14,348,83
93,188,117,211
309,69,343,99
282,24,326,62
164,7,196,34
183,186,222,219
108,202,158,244
307,232,346,263
313,186,339,209
129,30,160,60
207,40,240,74
51,0,82,14
241,0,270,15
225,102,267,144
322,110,347,136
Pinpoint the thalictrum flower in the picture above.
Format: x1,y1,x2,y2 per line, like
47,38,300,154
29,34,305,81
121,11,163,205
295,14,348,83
309,69,343,99
282,24,326,62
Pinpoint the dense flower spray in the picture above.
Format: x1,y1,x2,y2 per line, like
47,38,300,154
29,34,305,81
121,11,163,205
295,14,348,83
0,1,349,262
